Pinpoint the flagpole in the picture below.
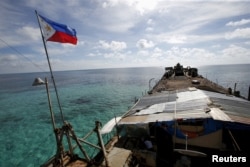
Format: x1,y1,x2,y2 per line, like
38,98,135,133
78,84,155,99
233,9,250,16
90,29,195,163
35,10,65,124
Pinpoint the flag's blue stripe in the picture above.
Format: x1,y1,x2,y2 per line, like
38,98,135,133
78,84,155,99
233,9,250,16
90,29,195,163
39,15,76,37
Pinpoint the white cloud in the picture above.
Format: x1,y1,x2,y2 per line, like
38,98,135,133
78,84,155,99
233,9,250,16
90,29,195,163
91,1,140,33
136,39,155,49
154,47,162,52
151,47,163,58
153,34,186,44
145,19,155,32
98,40,127,51
226,19,250,27
103,52,125,60
0,55,19,65
87,53,96,57
133,46,217,66
151,1,250,37
162,47,216,65
225,28,250,39
145,27,154,32
0,26,41,49
102,0,159,15
137,50,149,57
222,45,250,58
102,0,119,8
245,41,250,45
132,0,158,15
167,35,187,44
147,19,154,25
103,53,115,58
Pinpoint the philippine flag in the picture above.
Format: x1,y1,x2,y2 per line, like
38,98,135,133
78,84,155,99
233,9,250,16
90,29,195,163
38,14,77,45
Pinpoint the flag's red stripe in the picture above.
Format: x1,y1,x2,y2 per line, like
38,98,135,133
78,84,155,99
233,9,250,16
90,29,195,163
48,31,77,45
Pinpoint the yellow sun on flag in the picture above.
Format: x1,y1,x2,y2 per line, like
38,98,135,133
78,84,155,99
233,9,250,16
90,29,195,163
45,24,52,32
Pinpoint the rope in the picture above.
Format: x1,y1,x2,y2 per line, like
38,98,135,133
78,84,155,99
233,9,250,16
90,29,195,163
227,129,241,151
0,37,47,73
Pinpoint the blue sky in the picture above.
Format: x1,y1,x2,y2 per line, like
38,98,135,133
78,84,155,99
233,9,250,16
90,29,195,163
0,0,250,73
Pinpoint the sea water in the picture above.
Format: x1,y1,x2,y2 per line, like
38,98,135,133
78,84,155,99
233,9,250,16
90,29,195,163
0,65,250,166
199,64,250,98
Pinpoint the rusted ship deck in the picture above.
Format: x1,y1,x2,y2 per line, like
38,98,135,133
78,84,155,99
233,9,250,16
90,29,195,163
151,64,229,94
41,63,250,167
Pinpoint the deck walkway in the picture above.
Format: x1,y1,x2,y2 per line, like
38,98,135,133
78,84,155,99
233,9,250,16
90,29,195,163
152,75,229,95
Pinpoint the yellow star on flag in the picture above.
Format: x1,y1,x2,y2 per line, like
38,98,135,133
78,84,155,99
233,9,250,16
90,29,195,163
45,24,52,32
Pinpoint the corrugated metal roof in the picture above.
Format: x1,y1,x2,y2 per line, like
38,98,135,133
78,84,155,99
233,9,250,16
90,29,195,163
119,88,250,125
209,108,232,121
